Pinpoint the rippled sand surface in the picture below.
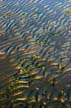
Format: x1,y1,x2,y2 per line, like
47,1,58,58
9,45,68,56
0,0,71,108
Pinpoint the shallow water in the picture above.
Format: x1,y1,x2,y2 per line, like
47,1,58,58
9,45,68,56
0,0,71,108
